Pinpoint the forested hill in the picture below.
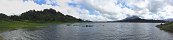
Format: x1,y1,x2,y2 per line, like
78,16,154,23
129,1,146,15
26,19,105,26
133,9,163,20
0,8,87,23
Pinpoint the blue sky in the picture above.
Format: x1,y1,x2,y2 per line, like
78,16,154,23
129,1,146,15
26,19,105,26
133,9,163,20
23,0,58,6
1,0,173,21
33,0,47,5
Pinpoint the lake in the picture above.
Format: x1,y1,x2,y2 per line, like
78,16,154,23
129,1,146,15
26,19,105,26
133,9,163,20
0,23,173,40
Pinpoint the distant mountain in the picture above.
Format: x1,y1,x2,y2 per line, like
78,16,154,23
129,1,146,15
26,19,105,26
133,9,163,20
124,16,139,20
165,18,173,22
115,16,166,23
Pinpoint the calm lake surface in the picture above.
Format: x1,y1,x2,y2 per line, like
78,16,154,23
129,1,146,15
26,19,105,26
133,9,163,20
1,23,173,40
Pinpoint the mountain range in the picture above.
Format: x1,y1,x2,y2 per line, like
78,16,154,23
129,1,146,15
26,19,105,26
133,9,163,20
114,16,166,23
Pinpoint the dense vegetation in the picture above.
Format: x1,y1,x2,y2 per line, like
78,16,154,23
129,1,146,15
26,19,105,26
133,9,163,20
156,22,173,32
0,8,86,30
0,8,84,22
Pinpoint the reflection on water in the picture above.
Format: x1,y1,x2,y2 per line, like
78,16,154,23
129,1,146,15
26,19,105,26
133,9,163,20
0,23,173,40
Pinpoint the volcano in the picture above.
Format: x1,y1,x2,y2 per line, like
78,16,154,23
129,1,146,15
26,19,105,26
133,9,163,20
116,16,166,23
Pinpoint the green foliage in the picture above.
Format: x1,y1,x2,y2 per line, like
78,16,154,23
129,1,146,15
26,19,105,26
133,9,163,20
20,8,84,22
0,8,84,23
156,22,173,32
0,8,87,31
0,20,46,30
0,13,8,20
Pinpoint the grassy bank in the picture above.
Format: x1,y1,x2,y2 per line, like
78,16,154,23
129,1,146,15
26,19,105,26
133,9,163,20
0,20,48,31
0,20,81,31
156,22,173,32
0,20,51,40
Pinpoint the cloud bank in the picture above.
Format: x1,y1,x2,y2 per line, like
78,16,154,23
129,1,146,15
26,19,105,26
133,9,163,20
0,0,173,21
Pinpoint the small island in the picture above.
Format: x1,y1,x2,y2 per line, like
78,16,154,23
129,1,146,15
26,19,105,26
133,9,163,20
0,8,88,30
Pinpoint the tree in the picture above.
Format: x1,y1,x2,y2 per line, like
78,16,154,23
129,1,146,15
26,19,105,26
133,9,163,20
0,13,8,20
0,8,86,22
19,8,85,22
9,15,20,21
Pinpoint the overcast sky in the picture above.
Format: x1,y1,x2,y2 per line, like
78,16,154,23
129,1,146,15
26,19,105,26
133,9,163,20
0,0,173,21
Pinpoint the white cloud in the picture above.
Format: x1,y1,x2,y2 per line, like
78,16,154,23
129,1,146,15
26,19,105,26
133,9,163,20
83,0,173,20
1,0,173,21
0,0,55,15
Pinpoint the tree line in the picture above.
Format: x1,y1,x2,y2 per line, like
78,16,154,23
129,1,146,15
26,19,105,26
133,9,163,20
0,8,86,23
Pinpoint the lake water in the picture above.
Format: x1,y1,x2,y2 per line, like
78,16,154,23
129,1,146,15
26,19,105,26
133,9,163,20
1,23,173,40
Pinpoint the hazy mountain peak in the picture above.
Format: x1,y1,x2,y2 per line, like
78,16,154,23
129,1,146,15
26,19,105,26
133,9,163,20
165,18,173,22
125,16,141,20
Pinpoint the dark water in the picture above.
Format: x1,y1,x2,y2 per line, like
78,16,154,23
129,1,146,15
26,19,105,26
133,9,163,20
1,23,173,40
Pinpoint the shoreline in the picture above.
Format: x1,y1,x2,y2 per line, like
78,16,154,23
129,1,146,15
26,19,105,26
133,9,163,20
156,22,173,33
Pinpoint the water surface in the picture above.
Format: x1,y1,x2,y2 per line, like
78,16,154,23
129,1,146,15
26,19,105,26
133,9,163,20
0,23,173,40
